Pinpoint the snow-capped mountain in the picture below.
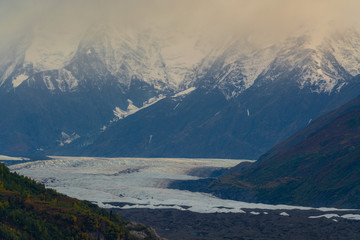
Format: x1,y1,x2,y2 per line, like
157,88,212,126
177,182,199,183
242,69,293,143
0,25,211,93
0,25,214,156
256,32,355,93
194,28,360,98
2,26,360,97
81,28,360,159
0,25,360,157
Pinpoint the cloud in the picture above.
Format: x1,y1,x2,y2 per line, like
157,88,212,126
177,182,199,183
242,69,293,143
0,0,360,50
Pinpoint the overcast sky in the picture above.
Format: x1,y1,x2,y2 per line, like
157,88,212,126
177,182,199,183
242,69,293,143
1,0,360,49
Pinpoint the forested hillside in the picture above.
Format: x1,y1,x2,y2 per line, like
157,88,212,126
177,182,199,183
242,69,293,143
0,163,161,240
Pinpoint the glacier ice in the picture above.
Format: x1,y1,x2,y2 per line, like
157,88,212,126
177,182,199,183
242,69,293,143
8,156,357,216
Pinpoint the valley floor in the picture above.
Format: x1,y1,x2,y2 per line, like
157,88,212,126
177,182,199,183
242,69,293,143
116,208,360,240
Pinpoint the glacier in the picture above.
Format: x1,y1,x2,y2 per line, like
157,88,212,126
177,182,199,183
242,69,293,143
8,156,359,218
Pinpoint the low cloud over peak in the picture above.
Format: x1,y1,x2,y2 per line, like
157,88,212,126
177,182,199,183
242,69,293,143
1,0,360,50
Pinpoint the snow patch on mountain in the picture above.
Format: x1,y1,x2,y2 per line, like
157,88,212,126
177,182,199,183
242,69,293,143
56,69,79,91
113,100,139,120
58,132,80,146
172,87,196,98
114,95,165,120
12,74,28,88
43,75,55,91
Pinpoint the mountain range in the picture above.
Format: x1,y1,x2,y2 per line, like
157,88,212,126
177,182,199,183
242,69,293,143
1,26,360,158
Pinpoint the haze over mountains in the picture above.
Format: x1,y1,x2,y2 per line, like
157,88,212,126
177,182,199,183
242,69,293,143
1,0,360,158
1,22,360,158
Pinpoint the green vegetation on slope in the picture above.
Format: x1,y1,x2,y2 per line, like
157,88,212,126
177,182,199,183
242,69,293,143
0,163,160,240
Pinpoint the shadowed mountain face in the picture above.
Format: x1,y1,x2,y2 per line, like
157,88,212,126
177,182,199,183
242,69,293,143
211,95,360,208
83,75,360,159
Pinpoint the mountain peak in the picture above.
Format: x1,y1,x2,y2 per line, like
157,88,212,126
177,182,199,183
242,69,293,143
2,25,360,96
